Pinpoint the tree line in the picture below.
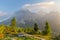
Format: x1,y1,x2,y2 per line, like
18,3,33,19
0,17,51,36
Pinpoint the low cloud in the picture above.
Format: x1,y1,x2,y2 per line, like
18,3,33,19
0,11,7,16
22,1,59,12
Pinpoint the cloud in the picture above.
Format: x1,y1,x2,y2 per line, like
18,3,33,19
22,1,59,12
0,11,8,16
24,1,55,7
0,11,11,22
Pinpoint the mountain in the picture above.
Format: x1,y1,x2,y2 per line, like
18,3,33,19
1,9,60,33
14,9,47,27
14,9,60,33
14,9,36,27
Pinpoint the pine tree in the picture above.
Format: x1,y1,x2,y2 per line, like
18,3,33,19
34,23,39,32
42,21,51,35
10,17,17,33
11,17,16,27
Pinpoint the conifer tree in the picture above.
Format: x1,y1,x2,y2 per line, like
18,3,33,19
10,17,17,33
42,21,51,35
11,17,16,27
34,23,39,32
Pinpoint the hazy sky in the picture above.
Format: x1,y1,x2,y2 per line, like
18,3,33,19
0,0,60,22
